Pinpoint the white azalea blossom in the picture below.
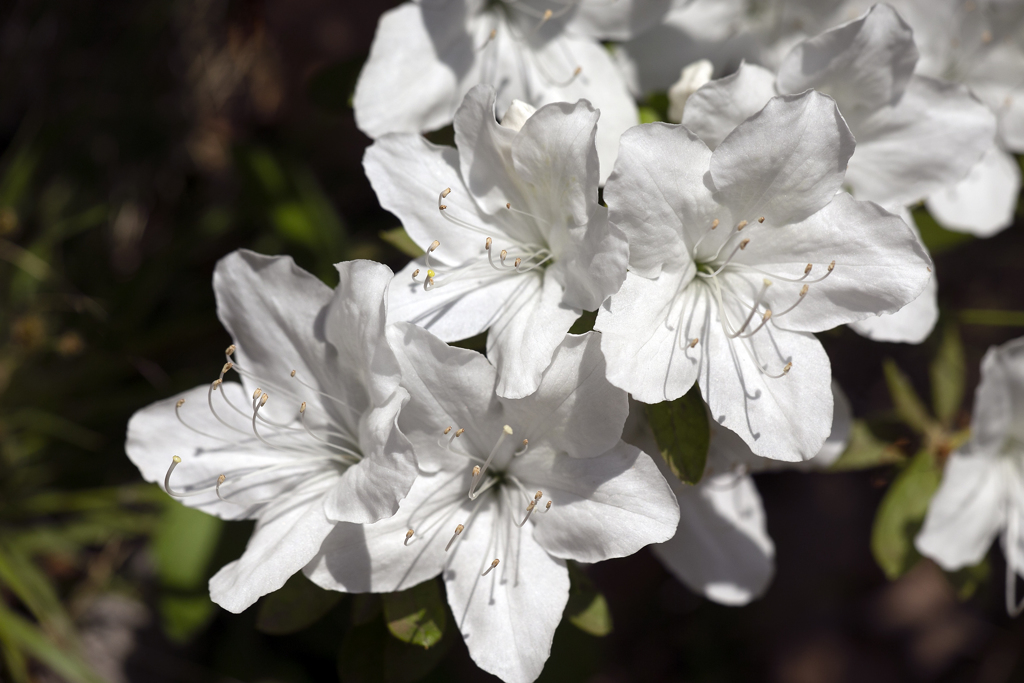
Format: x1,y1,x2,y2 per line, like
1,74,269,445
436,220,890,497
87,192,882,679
595,89,931,461
916,336,1024,617
680,4,995,344
305,328,679,683
666,58,714,123
624,382,852,605
125,250,417,613
371,85,628,399
354,0,674,181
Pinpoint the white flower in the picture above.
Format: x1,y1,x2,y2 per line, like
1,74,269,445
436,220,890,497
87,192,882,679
680,4,996,344
667,59,714,123
305,328,679,683
595,89,932,460
125,250,417,613
916,336,1024,617
370,85,628,399
354,0,672,181
624,382,852,605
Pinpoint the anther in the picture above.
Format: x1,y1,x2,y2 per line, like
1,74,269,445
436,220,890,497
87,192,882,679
486,237,492,250
711,219,719,229
176,398,185,408
289,369,296,377
514,438,529,456
215,474,228,501
739,238,750,250
736,220,748,231
260,392,269,407
300,401,306,413
500,249,508,264
758,216,765,223
505,203,511,209
784,361,793,374
482,559,500,576
456,428,464,437
804,263,813,275
535,490,543,500
472,465,481,477
444,426,452,435
222,362,233,374
404,529,414,546
827,260,835,272
211,379,222,389
689,337,699,348
514,257,522,269
445,524,465,552
518,500,537,527
225,345,236,356
543,501,552,512
441,188,451,199
253,388,262,400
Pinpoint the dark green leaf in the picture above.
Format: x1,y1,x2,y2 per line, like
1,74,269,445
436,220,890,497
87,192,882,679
946,559,990,601
871,449,942,580
645,385,710,484
566,563,612,637
158,593,215,644
383,627,452,683
256,572,344,635
568,310,597,335
380,227,425,258
930,322,965,426
152,500,223,591
882,358,935,435
382,579,446,649
830,421,905,471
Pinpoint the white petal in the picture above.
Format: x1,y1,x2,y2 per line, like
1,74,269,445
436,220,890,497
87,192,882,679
735,192,932,333
502,332,628,459
844,77,996,207
605,122,714,278
652,469,774,606
813,380,853,469
485,271,581,399
595,265,706,404
209,479,337,613
915,450,1005,571
926,143,1021,238
444,495,569,683
848,272,939,344
353,2,478,138
521,441,679,563
777,4,918,113
710,91,856,227
972,337,1024,450
556,207,629,312
561,0,673,41
681,62,777,150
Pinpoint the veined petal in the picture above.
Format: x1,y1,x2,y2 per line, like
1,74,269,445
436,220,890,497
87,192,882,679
444,494,569,683
485,271,580,399
522,440,679,562
454,85,527,216
915,449,1005,571
558,207,629,312
503,332,629,460
682,62,777,150
710,91,856,228
595,265,705,404
561,0,674,41
848,273,939,344
926,144,1021,238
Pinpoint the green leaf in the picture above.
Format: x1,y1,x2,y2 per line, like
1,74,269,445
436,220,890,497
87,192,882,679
871,449,943,580
0,540,76,643
151,500,223,591
638,106,662,124
958,309,1024,327
645,385,710,484
256,572,343,635
383,627,452,683
158,593,215,643
379,227,425,258
882,358,935,435
0,601,105,683
912,206,974,255
382,579,445,649
565,563,612,637
829,421,905,471
946,559,990,601
930,322,965,426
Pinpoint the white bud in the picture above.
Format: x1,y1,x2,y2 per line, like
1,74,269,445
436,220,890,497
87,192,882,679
667,59,713,123
500,99,537,132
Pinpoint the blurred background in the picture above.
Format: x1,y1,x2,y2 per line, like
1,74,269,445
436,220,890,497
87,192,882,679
0,1,1023,681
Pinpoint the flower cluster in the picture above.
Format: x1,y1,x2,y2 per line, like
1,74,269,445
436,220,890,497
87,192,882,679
126,2,1024,681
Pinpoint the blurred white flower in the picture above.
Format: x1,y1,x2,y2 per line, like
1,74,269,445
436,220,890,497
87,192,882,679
306,328,679,683
125,250,417,613
667,58,714,123
916,336,1024,617
354,0,674,181
596,90,932,461
370,85,628,399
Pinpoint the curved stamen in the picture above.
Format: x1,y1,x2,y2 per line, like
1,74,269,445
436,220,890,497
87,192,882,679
404,529,415,547
164,456,212,497
728,278,771,338
481,558,500,576
445,523,465,552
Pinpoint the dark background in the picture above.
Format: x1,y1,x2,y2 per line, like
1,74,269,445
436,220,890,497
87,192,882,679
0,1,1023,681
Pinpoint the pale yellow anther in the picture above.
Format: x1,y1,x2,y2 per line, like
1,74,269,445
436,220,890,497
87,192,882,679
486,237,492,249
799,284,809,297
427,269,436,278
758,216,765,223
736,220,748,230
212,379,222,389
439,204,447,210
505,202,511,209
711,219,719,229
739,238,750,250
482,558,500,576
300,402,306,413
827,260,835,272
514,257,522,268
222,362,233,374
535,490,543,500
445,523,465,552
472,465,481,477
804,263,813,275
456,428,465,437
500,249,508,262
260,392,269,406
176,398,185,408
404,529,415,546
542,9,553,20
412,268,420,279
544,501,552,510
762,309,772,321
429,240,440,252
783,361,793,373
290,369,296,377
689,337,699,348
172,455,181,464
763,278,772,287
441,187,451,198
503,425,513,435
572,66,582,76
444,426,452,435
225,344,236,356
217,474,226,484
253,388,262,400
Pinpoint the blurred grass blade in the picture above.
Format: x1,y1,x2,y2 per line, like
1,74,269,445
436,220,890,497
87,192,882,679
930,322,965,426
256,572,343,635
382,579,445,649
566,563,612,637
882,359,935,435
645,385,710,485
379,227,424,258
830,421,904,471
959,309,1024,327
0,540,76,643
0,601,105,683
871,449,942,580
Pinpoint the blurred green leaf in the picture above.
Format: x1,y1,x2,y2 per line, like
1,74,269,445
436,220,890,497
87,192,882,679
351,594,382,626
638,106,662,124
159,593,215,644
871,449,942,580
382,579,445,649
912,206,974,255
256,572,343,635
640,92,669,123
0,600,105,683
379,227,425,258
566,563,612,637
0,540,76,643
243,147,289,198
946,559,990,601
152,500,222,591
0,145,38,209
930,322,965,426
958,309,1024,327
882,358,935,435
830,421,905,471
383,628,452,683
645,385,710,485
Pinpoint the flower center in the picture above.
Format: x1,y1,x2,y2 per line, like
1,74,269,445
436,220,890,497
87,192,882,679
162,345,363,506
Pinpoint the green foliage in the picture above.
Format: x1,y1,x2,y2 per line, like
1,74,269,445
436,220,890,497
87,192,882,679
958,309,1024,326
565,563,612,637
830,420,905,471
382,578,446,649
339,605,452,683
871,449,943,580
639,91,670,123
380,227,426,258
930,322,965,426
257,572,344,635
946,559,991,601
912,206,974,255
882,358,936,436
645,385,710,484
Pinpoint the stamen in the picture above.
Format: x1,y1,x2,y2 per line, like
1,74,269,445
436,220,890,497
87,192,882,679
469,425,513,499
736,220,748,231
536,8,553,29
404,529,415,546
438,188,451,211
444,426,452,435
164,456,215,498
729,279,772,338
225,344,236,357
412,268,420,279
514,438,529,456
774,284,809,317
540,500,552,513
689,337,699,348
739,309,772,338
758,216,765,223
482,559,500,576
214,474,227,501
445,523,465,552
517,490,544,527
